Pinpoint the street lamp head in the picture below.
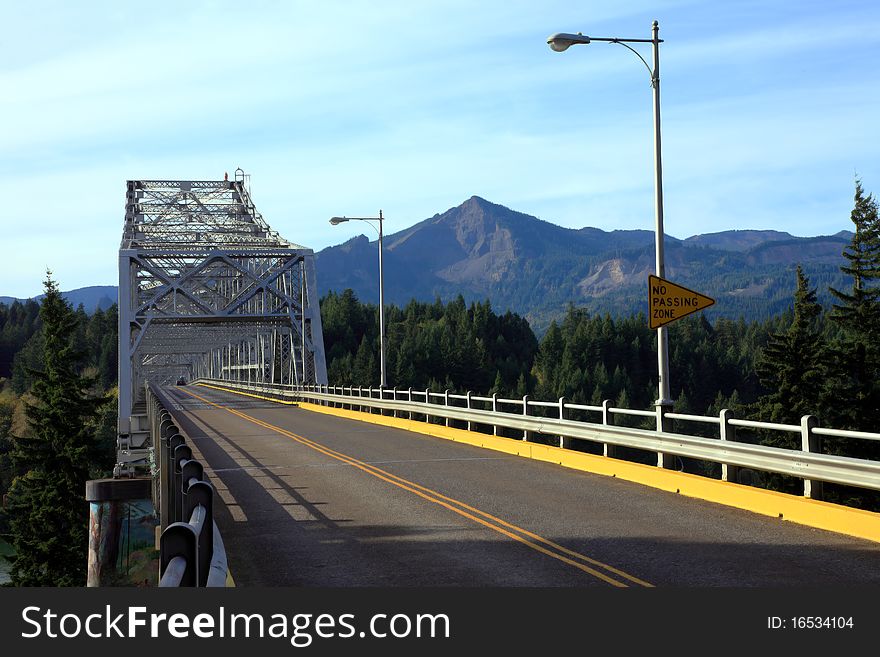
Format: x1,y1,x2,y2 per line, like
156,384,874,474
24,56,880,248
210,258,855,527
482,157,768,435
547,32,591,52
329,217,349,225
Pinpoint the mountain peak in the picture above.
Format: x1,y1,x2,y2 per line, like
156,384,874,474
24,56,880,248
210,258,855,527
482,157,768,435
463,194,493,208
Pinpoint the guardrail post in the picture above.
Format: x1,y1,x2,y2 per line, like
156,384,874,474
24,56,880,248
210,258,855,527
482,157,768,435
801,415,823,500
492,393,498,436
174,446,194,521
558,397,567,449
408,387,413,420
425,388,431,424
444,389,450,427
368,387,374,414
522,395,530,442
466,391,472,431
185,480,214,586
393,386,399,418
720,409,739,483
656,403,676,469
163,434,184,529
602,400,614,458
159,523,197,587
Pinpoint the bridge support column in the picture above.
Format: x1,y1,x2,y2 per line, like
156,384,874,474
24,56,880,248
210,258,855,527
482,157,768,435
86,478,157,587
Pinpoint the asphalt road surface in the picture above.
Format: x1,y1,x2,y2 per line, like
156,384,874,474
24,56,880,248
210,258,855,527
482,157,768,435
163,384,880,587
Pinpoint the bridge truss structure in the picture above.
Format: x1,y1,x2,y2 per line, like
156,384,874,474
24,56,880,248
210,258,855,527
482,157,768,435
117,170,327,474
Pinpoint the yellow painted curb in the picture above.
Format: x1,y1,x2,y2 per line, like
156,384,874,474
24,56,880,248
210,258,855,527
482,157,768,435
298,401,880,544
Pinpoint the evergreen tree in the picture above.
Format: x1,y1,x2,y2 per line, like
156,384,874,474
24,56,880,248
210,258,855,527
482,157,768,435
827,179,880,429
754,266,828,432
6,273,108,586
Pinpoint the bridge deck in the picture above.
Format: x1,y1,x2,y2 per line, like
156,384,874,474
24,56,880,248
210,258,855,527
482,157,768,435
164,384,880,587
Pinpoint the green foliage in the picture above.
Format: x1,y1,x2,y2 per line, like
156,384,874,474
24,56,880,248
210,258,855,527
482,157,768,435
754,266,829,429
827,179,880,431
0,299,40,380
321,292,537,396
5,273,110,586
6,300,118,393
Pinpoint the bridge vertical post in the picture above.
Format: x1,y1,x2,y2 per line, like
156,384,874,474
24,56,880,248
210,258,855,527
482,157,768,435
492,393,498,436
444,390,451,427
801,415,823,500
656,402,676,469
117,249,135,460
558,397,567,449
720,409,739,483
466,391,472,431
522,395,530,442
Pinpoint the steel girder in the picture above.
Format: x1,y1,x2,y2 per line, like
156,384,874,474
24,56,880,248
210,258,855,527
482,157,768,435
117,174,327,473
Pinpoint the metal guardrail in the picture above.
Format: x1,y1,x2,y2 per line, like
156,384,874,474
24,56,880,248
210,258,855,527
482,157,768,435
194,378,880,502
146,383,229,587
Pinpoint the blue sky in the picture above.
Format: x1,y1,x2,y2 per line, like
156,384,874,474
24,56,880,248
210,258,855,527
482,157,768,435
1,0,878,298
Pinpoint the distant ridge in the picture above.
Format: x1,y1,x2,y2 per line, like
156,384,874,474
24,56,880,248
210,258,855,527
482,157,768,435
315,196,852,331
0,285,117,313
1,198,854,330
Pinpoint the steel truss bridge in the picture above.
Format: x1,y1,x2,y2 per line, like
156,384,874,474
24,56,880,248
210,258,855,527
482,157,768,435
116,170,327,475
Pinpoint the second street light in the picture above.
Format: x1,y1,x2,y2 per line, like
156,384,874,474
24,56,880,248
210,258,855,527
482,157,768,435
329,210,387,388
548,20,673,415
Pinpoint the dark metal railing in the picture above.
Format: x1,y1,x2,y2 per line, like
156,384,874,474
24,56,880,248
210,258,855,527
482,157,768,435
146,382,228,587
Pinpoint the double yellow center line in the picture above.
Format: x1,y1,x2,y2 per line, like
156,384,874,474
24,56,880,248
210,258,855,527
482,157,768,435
183,385,653,588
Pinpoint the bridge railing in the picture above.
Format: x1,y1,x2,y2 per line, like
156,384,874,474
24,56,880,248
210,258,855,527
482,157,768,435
192,379,880,502
145,382,229,587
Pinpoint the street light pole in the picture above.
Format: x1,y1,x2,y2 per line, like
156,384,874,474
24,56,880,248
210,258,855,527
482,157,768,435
377,210,386,389
649,21,671,406
548,20,672,407
329,211,387,388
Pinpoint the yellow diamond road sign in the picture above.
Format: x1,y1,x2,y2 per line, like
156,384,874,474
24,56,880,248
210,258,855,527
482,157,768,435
648,275,715,329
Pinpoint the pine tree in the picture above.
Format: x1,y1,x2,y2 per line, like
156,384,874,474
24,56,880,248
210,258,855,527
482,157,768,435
754,266,828,432
6,272,108,586
827,179,880,429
